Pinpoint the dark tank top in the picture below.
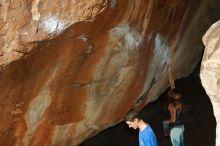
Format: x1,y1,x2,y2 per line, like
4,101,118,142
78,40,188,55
169,109,183,128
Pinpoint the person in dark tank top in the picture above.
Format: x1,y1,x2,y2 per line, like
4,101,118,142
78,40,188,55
162,65,184,146
165,89,185,146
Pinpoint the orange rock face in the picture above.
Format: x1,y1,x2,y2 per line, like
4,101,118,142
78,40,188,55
0,0,218,146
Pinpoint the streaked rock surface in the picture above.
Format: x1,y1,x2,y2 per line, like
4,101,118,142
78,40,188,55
0,0,219,145
201,20,220,146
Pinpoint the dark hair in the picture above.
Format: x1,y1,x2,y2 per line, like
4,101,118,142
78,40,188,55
124,109,142,122
169,89,180,98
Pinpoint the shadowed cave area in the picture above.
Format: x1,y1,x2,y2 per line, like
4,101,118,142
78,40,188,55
80,70,216,146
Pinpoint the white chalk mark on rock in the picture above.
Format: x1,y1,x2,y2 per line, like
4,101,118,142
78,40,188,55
41,14,65,34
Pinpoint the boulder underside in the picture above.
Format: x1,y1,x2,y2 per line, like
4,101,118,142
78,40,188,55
0,0,219,145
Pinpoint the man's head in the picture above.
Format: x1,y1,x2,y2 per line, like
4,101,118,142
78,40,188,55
124,109,142,130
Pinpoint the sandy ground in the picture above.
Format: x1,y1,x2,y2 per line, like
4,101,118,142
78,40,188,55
80,74,216,146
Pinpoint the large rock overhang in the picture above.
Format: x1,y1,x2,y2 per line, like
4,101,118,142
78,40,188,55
0,0,219,145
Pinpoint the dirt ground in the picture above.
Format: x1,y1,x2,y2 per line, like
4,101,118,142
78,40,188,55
80,74,216,146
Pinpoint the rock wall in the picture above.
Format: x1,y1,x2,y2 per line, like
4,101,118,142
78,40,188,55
201,20,220,146
0,0,219,146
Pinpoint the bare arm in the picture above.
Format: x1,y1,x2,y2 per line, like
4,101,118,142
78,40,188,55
168,64,175,89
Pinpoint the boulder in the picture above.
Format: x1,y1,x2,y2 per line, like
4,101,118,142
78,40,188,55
201,20,220,146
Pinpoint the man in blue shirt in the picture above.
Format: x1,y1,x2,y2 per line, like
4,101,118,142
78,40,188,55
124,109,158,146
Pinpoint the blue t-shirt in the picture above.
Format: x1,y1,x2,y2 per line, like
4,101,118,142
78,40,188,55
139,125,158,146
